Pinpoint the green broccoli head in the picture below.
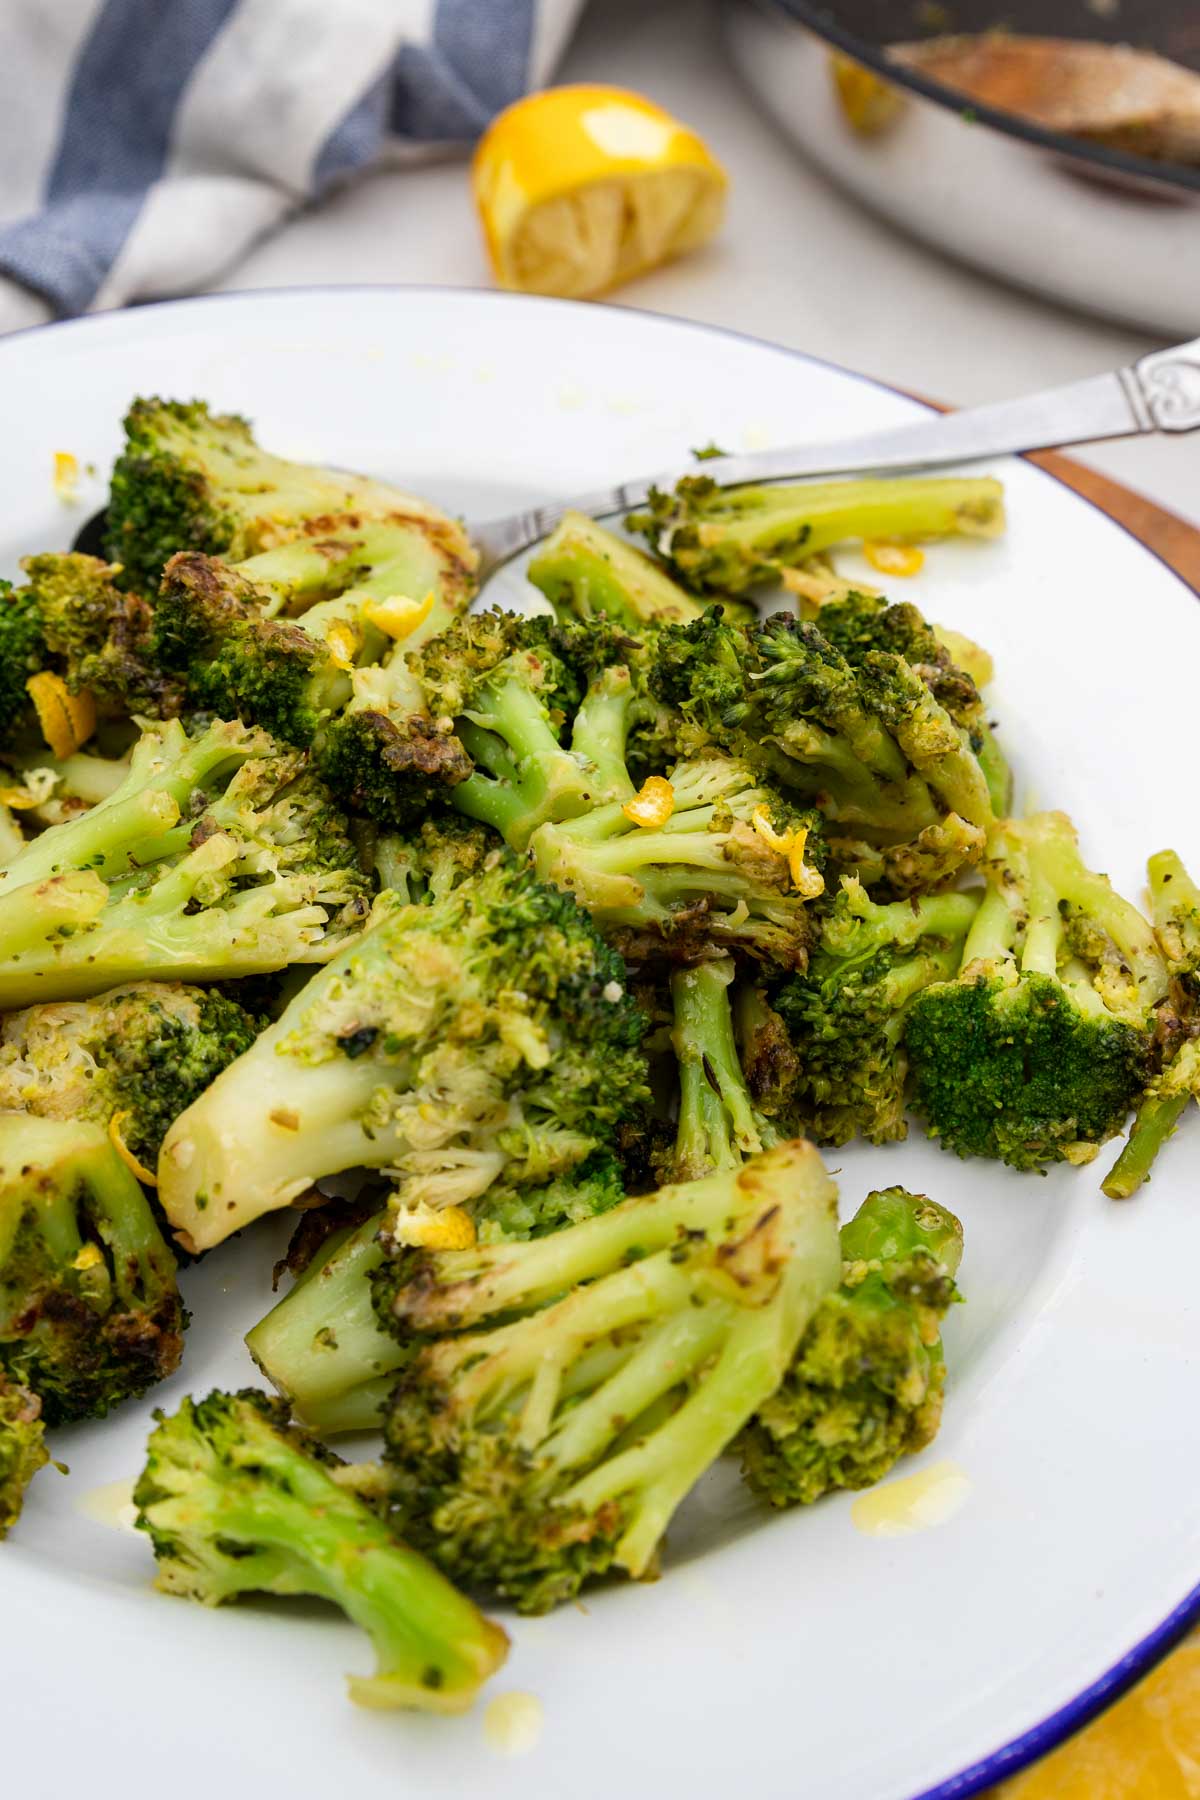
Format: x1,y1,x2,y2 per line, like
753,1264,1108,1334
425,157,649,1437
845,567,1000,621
245,1152,629,1437
378,1141,842,1612
134,1387,508,1711
906,813,1168,1170
813,589,984,734
0,1114,185,1422
627,473,1005,597
0,1371,49,1537
159,855,649,1252
652,609,992,886
105,397,478,596
739,1186,963,1507
775,877,980,1146
0,982,263,1169
18,553,181,720
0,581,53,746
0,718,370,1008
530,752,826,970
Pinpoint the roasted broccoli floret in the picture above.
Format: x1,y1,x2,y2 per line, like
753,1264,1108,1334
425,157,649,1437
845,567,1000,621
0,580,47,745
0,982,262,1170
378,1141,841,1613
0,1371,49,1537
1104,850,1200,1198
105,396,477,595
246,1152,627,1436
774,877,980,1146
11,554,181,726
652,609,993,891
0,718,369,1007
528,738,826,968
0,1114,184,1421
739,1186,963,1506
410,610,609,849
134,1388,508,1711
527,510,752,627
628,473,1005,597
906,813,1168,1170
159,855,649,1251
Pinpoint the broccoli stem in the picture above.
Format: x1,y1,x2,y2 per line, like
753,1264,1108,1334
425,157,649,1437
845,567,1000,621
450,664,594,848
0,870,108,955
671,960,773,1177
975,723,1011,817
567,665,636,803
1102,1090,1191,1199
246,1212,402,1432
688,476,1005,586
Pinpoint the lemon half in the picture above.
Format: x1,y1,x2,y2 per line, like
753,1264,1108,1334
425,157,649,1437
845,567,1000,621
473,84,727,299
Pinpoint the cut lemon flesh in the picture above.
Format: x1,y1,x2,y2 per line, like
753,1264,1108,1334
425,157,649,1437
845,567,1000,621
473,85,727,299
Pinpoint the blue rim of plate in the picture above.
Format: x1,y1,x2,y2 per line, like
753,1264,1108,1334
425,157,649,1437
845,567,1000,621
2,281,1198,1797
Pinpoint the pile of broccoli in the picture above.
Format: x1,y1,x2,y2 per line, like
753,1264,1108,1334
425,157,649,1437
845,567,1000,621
1,395,1183,1722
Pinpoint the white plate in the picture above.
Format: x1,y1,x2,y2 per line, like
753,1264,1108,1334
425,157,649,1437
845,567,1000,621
1,288,1198,1800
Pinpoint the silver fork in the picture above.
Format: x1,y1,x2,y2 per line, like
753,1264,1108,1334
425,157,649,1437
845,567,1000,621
469,335,1200,586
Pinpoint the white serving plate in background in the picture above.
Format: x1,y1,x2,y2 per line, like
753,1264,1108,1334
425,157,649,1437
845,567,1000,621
0,287,1197,1800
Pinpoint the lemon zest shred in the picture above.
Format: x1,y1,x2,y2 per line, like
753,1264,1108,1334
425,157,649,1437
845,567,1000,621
623,776,674,829
27,672,96,758
109,1112,158,1187
364,590,436,641
864,541,925,578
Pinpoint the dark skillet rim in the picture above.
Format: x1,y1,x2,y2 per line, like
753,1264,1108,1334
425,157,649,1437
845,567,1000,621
749,0,1200,196
0,281,1197,1797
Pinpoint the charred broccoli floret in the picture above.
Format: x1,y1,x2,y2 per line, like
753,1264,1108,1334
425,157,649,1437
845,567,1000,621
410,610,608,849
134,1388,508,1711
378,1142,841,1613
159,855,649,1251
628,473,1004,597
0,718,369,1007
0,581,48,745
13,554,181,726
0,1371,48,1536
0,982,262,1170
774,877,980,1146
527,510,751,627
530,743,824,969
652,609,994,891
739,1186,963,1506
246,1152,627,1436
906,813,1168,1170
1104,850,1200,1198
105,396,477,595
0,1114,184,1422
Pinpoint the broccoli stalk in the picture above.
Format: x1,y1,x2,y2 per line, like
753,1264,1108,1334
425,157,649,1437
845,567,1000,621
0,1372,49,1536
527,510,753,627
379,1141,842,1613
739,1186,963,1506
775,877,980,1146
105,397,477,595
1104,850,1200,1198
134,1389,509,1712
0,1114,184,1422
158,857,648,1252
906,813,1168,1169
0,720,369,1007
628,473,1005,596
663,958,778,1182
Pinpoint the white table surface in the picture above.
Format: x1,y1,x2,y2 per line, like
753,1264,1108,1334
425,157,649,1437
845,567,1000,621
205,0,1199,531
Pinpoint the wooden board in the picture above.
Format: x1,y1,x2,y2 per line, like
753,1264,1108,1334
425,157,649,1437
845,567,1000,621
1031,449,1200,594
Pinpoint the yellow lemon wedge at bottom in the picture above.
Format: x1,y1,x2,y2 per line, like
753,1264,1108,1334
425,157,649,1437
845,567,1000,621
473,84,727,299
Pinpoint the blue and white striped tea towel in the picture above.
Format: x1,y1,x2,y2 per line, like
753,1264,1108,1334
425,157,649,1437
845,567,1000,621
0,0,587,334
